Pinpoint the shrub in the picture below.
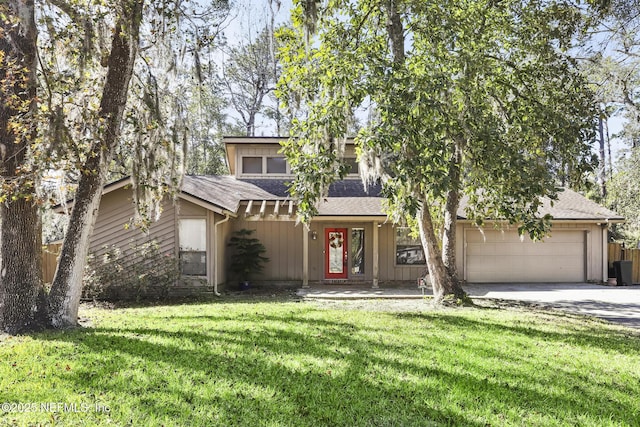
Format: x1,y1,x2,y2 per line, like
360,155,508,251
83,241,180,301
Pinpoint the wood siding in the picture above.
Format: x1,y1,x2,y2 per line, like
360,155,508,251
378,223,426,282
230,219,304,281
89,188,176,258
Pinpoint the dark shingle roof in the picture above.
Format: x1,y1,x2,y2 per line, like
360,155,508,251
180,176,621,221
240,179,382,198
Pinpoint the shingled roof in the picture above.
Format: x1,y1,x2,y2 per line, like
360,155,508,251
180,176,621,221
457,188,623,221
181,175,280,213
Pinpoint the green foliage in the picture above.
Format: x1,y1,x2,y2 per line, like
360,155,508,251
278,0,598,241
83,241,180,301
607,147,640,246
227,229,269,282
1,300,639,426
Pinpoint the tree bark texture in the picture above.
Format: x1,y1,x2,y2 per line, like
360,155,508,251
418,202,466,303
0,0,44,334
442,144,462,285
48,1,143,328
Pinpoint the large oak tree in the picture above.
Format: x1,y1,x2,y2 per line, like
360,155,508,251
278,0,599,302
1,0,229,333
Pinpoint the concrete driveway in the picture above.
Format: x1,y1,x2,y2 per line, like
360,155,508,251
464,283,640,329
299,282,640,329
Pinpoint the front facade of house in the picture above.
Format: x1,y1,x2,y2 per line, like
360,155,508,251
84,136,623,294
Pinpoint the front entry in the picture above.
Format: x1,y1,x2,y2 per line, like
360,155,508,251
325,228,348,279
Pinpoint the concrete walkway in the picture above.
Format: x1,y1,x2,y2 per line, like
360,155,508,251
297,283,640,329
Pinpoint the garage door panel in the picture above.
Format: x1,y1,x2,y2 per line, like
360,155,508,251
466,230,585,283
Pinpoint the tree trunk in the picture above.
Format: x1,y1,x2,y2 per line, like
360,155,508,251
0,0,44,334
442,143,462,283
418,202,465,304
0,201,43,333
48,1,143,328
598,114,607,199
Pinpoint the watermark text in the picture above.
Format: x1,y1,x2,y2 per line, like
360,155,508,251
1,402,110,414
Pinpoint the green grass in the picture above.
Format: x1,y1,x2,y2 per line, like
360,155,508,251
1,298,639,426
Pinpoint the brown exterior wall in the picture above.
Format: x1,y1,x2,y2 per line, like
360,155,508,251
228,219,426,284
378,223,426,282
89,188,176,258
230,219,304,283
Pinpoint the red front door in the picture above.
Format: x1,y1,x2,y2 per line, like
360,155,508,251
325,228,348,279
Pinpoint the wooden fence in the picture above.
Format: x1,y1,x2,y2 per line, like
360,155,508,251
608,243,640,284
42,243,62,284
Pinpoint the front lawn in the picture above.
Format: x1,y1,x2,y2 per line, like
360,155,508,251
1,298,639,426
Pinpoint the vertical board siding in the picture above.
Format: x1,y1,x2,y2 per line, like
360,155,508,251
231,220,303,281
378,224,425,282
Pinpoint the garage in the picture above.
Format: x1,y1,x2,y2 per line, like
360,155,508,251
464,229,586,283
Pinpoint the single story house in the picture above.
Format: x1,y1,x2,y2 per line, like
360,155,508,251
77,136,624,295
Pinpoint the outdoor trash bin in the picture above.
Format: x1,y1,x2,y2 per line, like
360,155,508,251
613,260,632,286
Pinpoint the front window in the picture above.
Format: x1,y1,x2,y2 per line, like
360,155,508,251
395,227,425,265
179,219,207,276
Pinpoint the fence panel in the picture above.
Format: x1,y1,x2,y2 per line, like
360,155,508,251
608,243,623,269
623,248,640,285
43,243,62,284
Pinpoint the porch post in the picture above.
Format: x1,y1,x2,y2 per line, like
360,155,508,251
302,226,309,288
372,221,379,288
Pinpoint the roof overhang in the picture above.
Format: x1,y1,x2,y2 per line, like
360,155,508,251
178,193,236,217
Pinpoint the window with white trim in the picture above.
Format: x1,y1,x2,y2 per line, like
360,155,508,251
241,156,289,175
179,218,207,276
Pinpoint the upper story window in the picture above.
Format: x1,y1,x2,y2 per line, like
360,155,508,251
345,158,359,175
241,156,289,175
242,157,263,174
267,157,287,174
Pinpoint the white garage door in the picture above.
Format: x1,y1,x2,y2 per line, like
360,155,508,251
465,229,585,283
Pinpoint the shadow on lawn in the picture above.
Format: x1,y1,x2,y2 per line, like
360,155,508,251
394,308,640,356
32,305,640,426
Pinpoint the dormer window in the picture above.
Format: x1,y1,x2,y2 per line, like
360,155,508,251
345,158,359,175
267,157,287,174
241,156,289,176
242,157,263,174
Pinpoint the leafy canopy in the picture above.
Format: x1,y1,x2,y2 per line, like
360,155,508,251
278,0,597,239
